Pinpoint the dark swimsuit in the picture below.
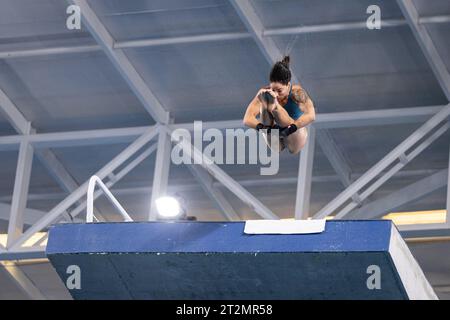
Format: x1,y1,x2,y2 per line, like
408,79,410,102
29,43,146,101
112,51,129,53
277,87,303,147
282,85,303,120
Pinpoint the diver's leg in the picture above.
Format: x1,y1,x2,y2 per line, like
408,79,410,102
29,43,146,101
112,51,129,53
285,127,308,155
260,102,285,152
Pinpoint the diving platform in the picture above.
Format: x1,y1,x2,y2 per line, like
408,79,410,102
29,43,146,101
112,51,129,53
46,220,437,300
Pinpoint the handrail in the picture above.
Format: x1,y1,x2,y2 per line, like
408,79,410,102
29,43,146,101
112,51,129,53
86,175,133,223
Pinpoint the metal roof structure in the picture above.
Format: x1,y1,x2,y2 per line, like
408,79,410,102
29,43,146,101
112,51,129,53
0,0,449,299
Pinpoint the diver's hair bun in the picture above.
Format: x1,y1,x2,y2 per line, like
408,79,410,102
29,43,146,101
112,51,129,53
280,55,290,68
270,55,292,85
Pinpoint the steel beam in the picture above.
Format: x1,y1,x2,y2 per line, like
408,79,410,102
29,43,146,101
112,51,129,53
347,169,448,219
1,261,46,299
54,143,158,224
187,164,241,221
264,19,407,36
334,121,450,218
0,106,446,151
0,44,100,59
316,130,352,185
115,32,251,49
2,14,449,59
294,126,316,219
167,126,278,220
27,126,151,149
148,131,172,220
230,0,283,66
7,140,33,248
0,169,439,203
397,0,450,100
0,88,30,134
0,202,46,225
314,105,444,129
160,105,445,130
314,104,450,219
316,130,362,204
35,149,79,192
71,0,169,124
0,248,46,261
419,15,450,24
34,148,103,222
1,82,100,222
9,126,159,251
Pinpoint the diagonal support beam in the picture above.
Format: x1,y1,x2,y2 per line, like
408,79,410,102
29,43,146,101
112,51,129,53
187,164,241,221
167,127,278,220
0,86,35,243
9,126,159,251
71,0,169,124
0,85,102,222
397,0,450,100
316,130,363,205
314,104,450,219
0,202,48,225
295,126,316,219
334,121,450,219
54,143,158,224
347,169,448,219
34,148,105,222
229,0,283,66
148,130,172,220
0,88,30,134
0,261,46,300
35,149,79,192
7,140,33,248
316,130,351,184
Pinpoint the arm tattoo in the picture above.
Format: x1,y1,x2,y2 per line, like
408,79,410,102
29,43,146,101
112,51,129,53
293,88,310,104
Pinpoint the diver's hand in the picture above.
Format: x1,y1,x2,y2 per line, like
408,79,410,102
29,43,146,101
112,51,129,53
260,90,276,104
257,89,275,104
256,123,273,133
280,124,298,137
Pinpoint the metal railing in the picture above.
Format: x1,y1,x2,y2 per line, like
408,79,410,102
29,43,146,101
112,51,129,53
86,175,133,223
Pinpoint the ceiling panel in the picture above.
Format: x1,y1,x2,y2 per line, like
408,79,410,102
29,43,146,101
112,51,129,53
327,123,450,173
0,116,16,136
252,0,404,29
123,39,269,123
0,0,94,52
89,0,247,42
271,26,448,111
0,52,153,132
413,0,450,17
425,23,450,73
0,151,18,196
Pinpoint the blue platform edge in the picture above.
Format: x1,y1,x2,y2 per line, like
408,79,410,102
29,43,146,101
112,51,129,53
46,220,393,255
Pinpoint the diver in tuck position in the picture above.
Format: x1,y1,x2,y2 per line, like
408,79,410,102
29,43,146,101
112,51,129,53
243,56,316,154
